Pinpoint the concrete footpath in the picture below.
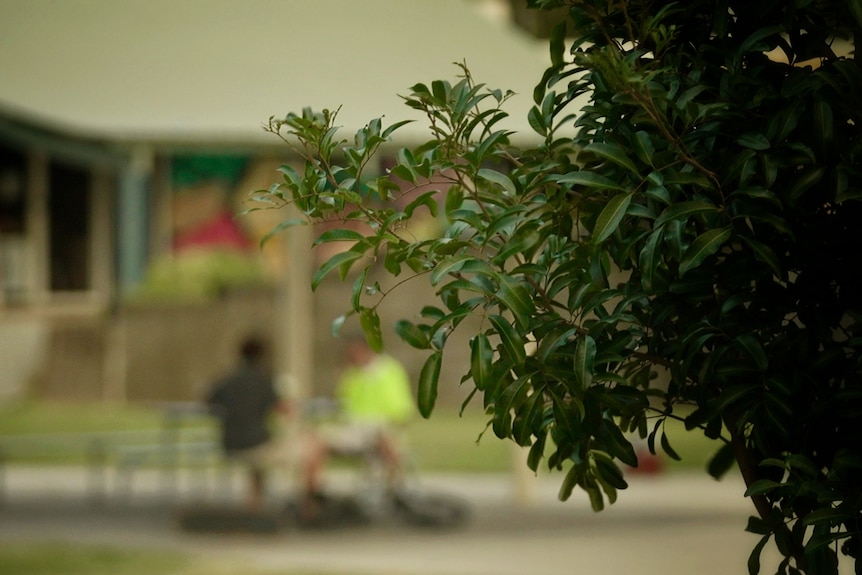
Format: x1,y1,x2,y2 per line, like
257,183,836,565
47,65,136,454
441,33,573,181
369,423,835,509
0,465,849,575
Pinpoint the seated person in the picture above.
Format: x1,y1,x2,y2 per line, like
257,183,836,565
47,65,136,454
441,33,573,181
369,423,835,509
207,336,316,512
307,336,415,497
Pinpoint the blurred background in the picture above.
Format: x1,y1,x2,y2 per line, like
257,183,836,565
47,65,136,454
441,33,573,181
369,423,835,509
0,2,792,574
0,0,557,406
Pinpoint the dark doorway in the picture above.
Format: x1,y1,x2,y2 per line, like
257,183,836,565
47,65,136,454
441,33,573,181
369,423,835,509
49,161,91,291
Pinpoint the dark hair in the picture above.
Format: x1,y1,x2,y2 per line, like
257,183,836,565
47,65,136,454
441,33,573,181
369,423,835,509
239,336,266,361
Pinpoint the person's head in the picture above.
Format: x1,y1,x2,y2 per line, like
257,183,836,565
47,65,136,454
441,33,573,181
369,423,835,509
239,336,267,364
344,336,375,367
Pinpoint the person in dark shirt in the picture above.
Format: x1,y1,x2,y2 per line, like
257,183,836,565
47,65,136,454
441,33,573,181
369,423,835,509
207,336,287,512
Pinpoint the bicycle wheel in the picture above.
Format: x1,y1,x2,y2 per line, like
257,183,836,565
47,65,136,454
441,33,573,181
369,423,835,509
393,491,470,528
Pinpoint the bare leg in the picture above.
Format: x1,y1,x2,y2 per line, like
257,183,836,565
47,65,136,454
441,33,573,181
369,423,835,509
248,467,266,513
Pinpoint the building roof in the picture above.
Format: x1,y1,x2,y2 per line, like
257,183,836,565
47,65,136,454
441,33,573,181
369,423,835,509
0,0,552,148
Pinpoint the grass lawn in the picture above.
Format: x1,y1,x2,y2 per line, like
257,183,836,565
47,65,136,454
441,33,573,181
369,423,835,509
0,403,723,575
0,542,359,575
0,400,721,474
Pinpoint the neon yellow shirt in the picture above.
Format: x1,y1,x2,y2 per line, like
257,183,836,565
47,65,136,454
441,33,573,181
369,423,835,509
336,354,414,425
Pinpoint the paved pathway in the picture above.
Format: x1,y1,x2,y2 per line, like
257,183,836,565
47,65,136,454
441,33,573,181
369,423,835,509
0,465,854,574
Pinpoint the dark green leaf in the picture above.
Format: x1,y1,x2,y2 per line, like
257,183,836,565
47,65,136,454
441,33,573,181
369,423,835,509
395,320,430,349
359,308,383,352
312,250,364,291
598,417,638,467
312,228,366,246
739,236,783,278
430,255,473,286
746,515,773,536
737,133,771,150
417,351,442,418
470,333,493,391
744,479,782,497
734,334,768,371
707,443,736,479
478,168,516,195
679,227,731,276
489,314,527,367
495,275,535,330
582,142,640,174
631,131,656,167
592,193,633,244
527,432,547,472
403,191,439,219
554,171,628,192
801,507,849,527
558,464,580,501
654,201,719,228
748,533,772,575
639,229,663,294
660,431,682,461
574,335,596,391
549,20,566,68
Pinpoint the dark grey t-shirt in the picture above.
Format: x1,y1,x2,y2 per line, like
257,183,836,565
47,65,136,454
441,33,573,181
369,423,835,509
207,363,278,452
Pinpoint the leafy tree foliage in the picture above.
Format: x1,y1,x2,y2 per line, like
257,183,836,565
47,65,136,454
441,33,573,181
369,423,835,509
253,1,862,573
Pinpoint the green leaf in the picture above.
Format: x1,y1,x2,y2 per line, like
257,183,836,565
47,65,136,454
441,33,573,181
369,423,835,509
801,507,849,527
312,250,364,291
639,229,663,294
430,255,473,286
805,530,849,554
598,417,638,467
536,326,577,363
470,333,493,391
417,351,442,418
789,167,825,203
660,431,682,461
591,450,629,490
495,275,535,330
549,20,566,68
574,335,596,391
739,235,783,278
312,228,366,246
558,464,580,501
813,100,834,156
592,193,633,244
849,0,862,28
748,533,772,575
707,443,736,479
527,433,547,472
744,479,782,497
737,133,771,150
582,142,640,174
489,314,527,367
630,131,656,167
679,227,731,276
654,201,719,228
554,171,628,192
259,218,305,248
746,515,773,536
394,320,430,349
478,168,516,196
403,190,439,219
585,478,605,512
359,308,383,352
734,334,768,371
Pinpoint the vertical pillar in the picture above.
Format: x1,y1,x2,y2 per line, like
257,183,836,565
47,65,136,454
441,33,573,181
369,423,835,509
277,204,314,403
149,156,173,262
117,147,153,294
25,150,48,304
89,168,114,303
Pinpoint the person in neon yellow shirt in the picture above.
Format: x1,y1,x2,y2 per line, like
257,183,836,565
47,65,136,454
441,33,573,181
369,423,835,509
336,339,414,427
311,337,415,496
